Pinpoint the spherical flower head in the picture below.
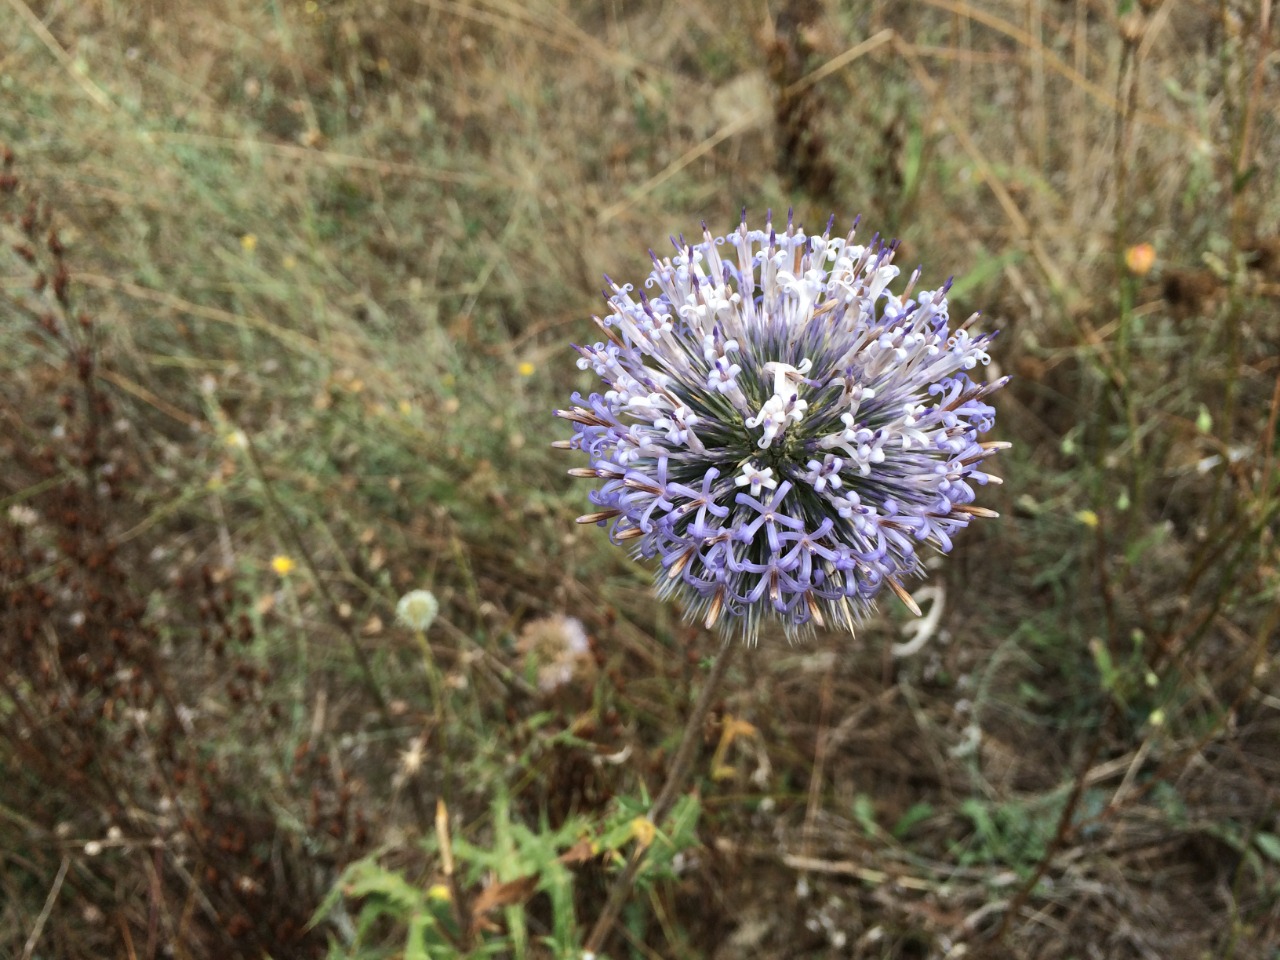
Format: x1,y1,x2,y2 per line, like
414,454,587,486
396,589,440,632
556,212,1009,643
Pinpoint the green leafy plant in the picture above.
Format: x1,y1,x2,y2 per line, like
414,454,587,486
314,789,703,959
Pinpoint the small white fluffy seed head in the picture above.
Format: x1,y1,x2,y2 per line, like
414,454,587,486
396,589,440,631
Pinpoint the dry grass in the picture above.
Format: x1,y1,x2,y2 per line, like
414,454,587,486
2,0,1278,957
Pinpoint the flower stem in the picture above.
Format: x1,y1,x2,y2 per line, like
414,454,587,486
235,423,433,833
583,640,738,955
413,629,472,945
414,628,447,723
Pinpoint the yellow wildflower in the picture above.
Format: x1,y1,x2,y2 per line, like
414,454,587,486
1075,510,1099,529
630,817,656,850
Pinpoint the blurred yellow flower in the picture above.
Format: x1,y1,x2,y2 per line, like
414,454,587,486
1075,509,1099,528
240,233,258,253
271,555,296,576
630,817,657,849
1124,243,1155,276
427,883,452,902
517,361,536,377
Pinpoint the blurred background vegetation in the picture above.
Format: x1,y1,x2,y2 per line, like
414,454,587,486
1,0,1277,957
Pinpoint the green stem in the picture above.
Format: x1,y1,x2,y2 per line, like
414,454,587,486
414,627,470,946
414,628,448,723
583,641,738,955
236,426,432,831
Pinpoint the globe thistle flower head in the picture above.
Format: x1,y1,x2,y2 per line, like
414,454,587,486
556,212,1009,643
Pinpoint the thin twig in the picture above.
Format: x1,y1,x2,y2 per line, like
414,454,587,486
22,855,69,960
6,0,113,109
990,701,1114,944
583,641,738,954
